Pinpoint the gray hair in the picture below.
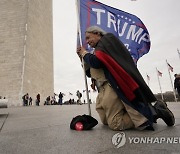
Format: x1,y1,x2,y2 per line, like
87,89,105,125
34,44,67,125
85,26,107,36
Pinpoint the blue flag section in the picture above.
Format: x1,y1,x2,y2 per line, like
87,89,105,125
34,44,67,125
78,0,151,62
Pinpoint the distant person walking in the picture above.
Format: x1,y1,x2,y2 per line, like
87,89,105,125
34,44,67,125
22,93,29,106
44,96,51,105
25,93,29,106
36,94,40,106
174,74,180,97
22,94,26,106
76,90,82,105
58,92,63,105
29,97,32,106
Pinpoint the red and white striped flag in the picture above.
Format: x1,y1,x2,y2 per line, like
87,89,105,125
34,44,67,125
167,62,173,72
147,74,150,81
157,70,163,77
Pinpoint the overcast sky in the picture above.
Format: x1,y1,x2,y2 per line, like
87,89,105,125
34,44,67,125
53,0,180,101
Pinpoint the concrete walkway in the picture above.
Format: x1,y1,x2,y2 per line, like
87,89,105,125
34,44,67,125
0,102,180,154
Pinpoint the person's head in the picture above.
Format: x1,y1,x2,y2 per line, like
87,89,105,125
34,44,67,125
85,26,106,48
174,74,177,78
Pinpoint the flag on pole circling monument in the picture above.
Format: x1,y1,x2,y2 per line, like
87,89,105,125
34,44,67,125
146,74,150,81
77,0,151,62
157,70,163,77
167,62,173,72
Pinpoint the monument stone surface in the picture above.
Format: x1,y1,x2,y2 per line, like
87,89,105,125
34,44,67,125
0,0,54,106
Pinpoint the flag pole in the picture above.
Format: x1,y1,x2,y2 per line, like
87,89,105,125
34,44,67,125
178,48,180,60
166,60,177,102
156,68,164,101
76,0,91,115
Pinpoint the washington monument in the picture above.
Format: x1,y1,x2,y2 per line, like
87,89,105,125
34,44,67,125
0,0,54,106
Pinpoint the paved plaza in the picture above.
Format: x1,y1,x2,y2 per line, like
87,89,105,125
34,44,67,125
0,102,180,154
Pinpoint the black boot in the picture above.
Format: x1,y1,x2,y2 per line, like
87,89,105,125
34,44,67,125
153,100,175,126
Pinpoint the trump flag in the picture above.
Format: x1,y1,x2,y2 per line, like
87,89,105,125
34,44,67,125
77,0,151,62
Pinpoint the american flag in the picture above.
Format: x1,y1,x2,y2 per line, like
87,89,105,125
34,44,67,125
157,70,163,77
146,74,150,81
167,62,173,72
